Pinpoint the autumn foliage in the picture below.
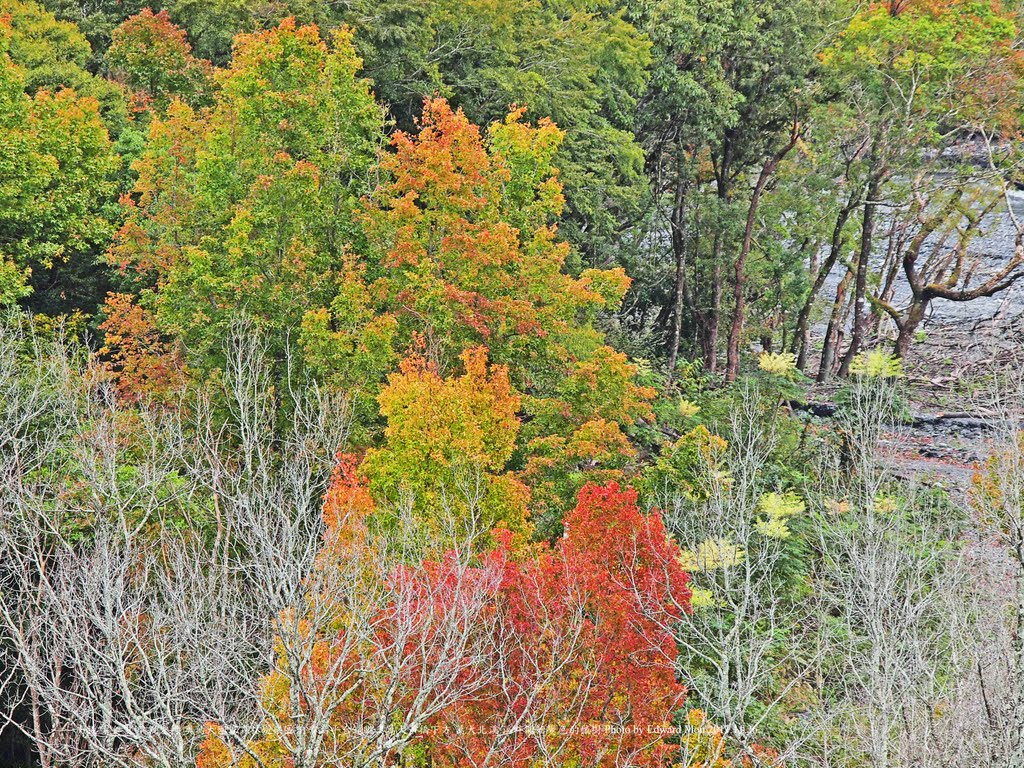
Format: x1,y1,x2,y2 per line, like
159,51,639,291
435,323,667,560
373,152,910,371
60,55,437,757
7,1,1024,766
362,346,531,535
106,9,212,110
101,21,652,521
0,13,118,307
427,482,690,768
107,19,383,363
98,292,185,401
198,477,690,768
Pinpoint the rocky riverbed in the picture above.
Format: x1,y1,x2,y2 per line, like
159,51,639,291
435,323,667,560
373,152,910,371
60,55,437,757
804,179,1024,492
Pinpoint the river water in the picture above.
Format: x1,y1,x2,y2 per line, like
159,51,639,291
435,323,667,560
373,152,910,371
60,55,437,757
813,186,1024,361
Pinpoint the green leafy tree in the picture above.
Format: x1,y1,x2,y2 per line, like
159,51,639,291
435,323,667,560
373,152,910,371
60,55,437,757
0,16,119,314
629,0,831,379
819,0,1022,374
166,0,330,64
106,8,213,112
107,19,384,374
1,0,129,131
36,0,153,68
337,0,653,265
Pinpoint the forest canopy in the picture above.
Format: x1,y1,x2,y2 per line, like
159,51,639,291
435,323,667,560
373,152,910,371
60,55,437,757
4,2,1024,767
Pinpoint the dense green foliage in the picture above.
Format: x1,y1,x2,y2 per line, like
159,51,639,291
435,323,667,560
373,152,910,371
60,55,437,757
0,14,119,313
3,2,1024,767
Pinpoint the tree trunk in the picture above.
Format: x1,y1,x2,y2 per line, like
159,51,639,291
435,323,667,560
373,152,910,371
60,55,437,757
725,246,747,381
668,182,690,380
893,299,926,359
31,688,50,768
818,269,853,383
839,171,883,376
792,198,857,371
869,216,903,341
703,235,723,373
725,129,800,381
668,248,686,379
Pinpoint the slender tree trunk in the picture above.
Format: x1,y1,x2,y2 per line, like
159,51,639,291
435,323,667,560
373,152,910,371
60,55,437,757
31,688,50,768
869,216,903,341
706,137,734,376
818,269,853,383
668,249,686,378
726,129,800,381
703,235,723,373
725,255,748,381
792,198,857,371
793,308,813,372
668,181,690,380
839,171,884,376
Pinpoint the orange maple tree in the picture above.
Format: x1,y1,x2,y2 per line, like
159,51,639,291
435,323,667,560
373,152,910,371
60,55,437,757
197,475,690,768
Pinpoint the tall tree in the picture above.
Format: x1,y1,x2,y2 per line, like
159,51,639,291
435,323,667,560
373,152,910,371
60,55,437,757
106,19,384,371
631,0,829,380
336,0,653,266
0,14,119,314
1,0,128,129
105,8,213,112
36,0,153,68
819,0,1021,376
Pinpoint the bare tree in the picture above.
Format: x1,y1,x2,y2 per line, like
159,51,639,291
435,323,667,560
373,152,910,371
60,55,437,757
0,321,349,768
933,532,1018,767
0,318,105,768
810,366,1000,768
961,367,1024,768
0,320,539,768
647,384,823,763
816,484,967,768
870,171,1024,359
